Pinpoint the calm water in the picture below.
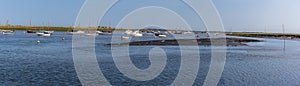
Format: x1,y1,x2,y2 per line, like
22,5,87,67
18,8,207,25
0,31,300,86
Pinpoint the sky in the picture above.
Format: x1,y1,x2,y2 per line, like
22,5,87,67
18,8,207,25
0,0,299,33
0,0,84,26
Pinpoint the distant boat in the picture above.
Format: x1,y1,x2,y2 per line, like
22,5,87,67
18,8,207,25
97,31,112,35
124,30,143,37
67,31,85,35
82,31,100,36
132,31,143,37
121,36,130,39
158,35,167,38
214,33,219,36
124,30,133,35
154,32,167,38
44,31,54,34
133,33,143,37
37,31,51,37
27,30,36,33
2,30,14,35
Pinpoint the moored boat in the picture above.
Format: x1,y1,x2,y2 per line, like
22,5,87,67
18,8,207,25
44,31,54,34
68,31,85,35
2,30,14,35
124,30,133,35
97,31,112,35
27,30,36,33
121,36,130,39
158,35,167,38
37,31,51,37
154,32,167,38
85,33,99,36
132,31,143,37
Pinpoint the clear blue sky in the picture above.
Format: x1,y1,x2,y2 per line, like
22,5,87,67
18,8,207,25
0,0,299,33
0,0,84,26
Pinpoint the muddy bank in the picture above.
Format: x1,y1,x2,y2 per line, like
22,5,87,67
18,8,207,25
106,38,262,46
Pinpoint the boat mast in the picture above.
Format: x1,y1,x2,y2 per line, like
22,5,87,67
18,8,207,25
6,20,9,26
264,25,267,33
48,21,50,30
29,19,32,26
6,20,9,30
282,24,286,51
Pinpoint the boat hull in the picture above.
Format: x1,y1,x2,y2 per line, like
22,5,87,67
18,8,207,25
37,33,51,37
27,30,36,33
2,30,14,35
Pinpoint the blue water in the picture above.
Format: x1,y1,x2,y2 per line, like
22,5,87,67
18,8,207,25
0,31,300,86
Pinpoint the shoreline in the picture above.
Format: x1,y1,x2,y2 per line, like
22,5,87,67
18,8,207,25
0,25,116,31
226,32,300,40
2,26,300,41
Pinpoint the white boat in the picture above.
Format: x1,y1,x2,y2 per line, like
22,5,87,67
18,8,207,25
42,33,51,37
68,31,85,35
154,32,166,38
2,30,14,35
37,32,51,37
85,33,99,36
214,33,220,36
132,31,143,37
124,30,133,35
133,33,143,37
158,35,167,38
121,36,130,39
97,31,112,35
83,31,102,36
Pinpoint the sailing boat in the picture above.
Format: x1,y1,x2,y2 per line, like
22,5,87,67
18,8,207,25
97,30,112,35
2,30,14,35
44,22,54,34
26,20,36,33
37,22,53,37
37,31,51,37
